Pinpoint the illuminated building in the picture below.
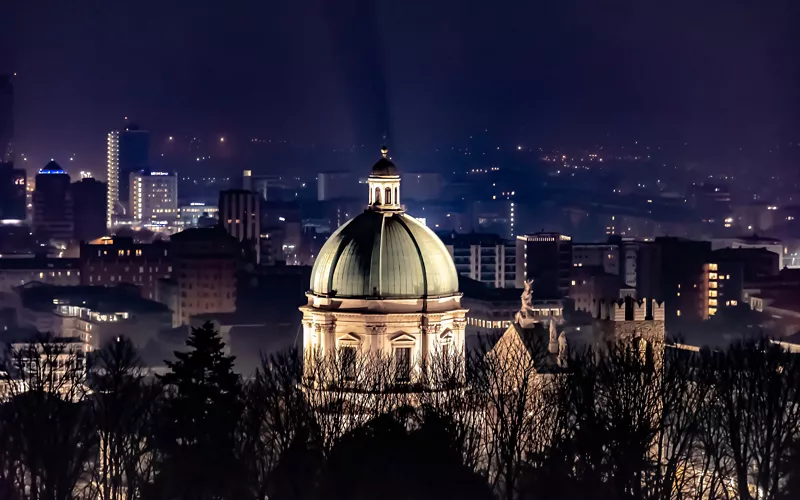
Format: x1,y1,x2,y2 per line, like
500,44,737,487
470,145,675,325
301,147,467,381
179,202,219,228
516,232,573,297
219,189,260,264
12,283,172,351
32,162,73,243
106,124,149,227
439,232,516,288
166,227,239,326
0,257,80,294
80,236,171,300
130,170,177,223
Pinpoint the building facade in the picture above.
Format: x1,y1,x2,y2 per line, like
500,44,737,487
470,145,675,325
70,177,107,242
169,227,239,325
79,237,172,300
0,257,80,294
516,232,573,298
107,124,149,226
32,162,74,243
439,232,516,288
219,189,260,264
301,148,467,383
130,170,178,224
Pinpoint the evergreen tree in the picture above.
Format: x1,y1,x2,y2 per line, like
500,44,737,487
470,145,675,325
154,321,246,499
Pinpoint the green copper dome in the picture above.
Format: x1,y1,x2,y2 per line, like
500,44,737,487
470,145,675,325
310,210,459,298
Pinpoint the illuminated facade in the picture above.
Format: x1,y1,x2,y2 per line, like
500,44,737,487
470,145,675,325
301,148,467,382
106,131,119,227
106,124,149,227
130,170,178,223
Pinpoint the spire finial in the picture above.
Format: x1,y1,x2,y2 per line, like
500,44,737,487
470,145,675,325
381,145,388,158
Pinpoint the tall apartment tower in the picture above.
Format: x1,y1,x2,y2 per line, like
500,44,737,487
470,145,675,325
71,177,107,242
439,232,515,288
32,161,73,243
106,123,149,227
516,232,573,298
130,170,178,223
219,189,260,264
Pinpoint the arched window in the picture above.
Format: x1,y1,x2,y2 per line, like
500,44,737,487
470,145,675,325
394,187,398,204
374,187,381,204
385,187,392,205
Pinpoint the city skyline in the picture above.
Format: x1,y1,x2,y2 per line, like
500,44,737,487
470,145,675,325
1,0,798,176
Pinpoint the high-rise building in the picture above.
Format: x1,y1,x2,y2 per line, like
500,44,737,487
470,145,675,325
70,177,107,242
439,232,516,288
179,202,219,229
130,170,177,223
219,189,260,264
106,124,149,226
32,161,73,243
516,232,573,298
0,162,26,221
636,237,712,322
0,75,13,163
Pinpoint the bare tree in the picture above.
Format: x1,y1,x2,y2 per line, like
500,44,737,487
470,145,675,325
0,334,95,500
87,336,162,500
701,339,800,500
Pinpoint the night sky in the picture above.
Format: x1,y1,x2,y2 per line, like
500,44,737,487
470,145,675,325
1,0,798,174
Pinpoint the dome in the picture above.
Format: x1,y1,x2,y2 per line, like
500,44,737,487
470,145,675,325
310,210,459,298
370,145,399,176
370,157,398,176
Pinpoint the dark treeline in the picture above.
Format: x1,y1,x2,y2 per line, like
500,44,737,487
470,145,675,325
1,322,800,500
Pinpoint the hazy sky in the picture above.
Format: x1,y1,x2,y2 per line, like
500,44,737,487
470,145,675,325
1,0,798,171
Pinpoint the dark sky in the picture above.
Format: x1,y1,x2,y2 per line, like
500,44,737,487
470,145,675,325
1,0,798,173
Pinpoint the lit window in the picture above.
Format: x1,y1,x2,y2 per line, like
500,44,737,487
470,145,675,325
677,310,681,317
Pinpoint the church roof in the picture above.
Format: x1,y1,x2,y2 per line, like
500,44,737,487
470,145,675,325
370,145,399,176
309,210,459,299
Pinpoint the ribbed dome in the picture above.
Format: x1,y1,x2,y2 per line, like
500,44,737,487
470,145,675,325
310,210,459,298
370,157,398,176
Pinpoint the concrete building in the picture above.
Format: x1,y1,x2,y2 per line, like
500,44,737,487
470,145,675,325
179,202,219,228
572,239,639,288
130,170,178,224
302,148,467,382
79,236,172,300
712,235,784,272
167,227,239,326
32,162,74,243
636,237,713,323
516,232,573,298
70,177,107,242
439,232,515,288
0,161,25,221
107,124,149,226
0,257,80,294
219,189,260,264
13,283,172,351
